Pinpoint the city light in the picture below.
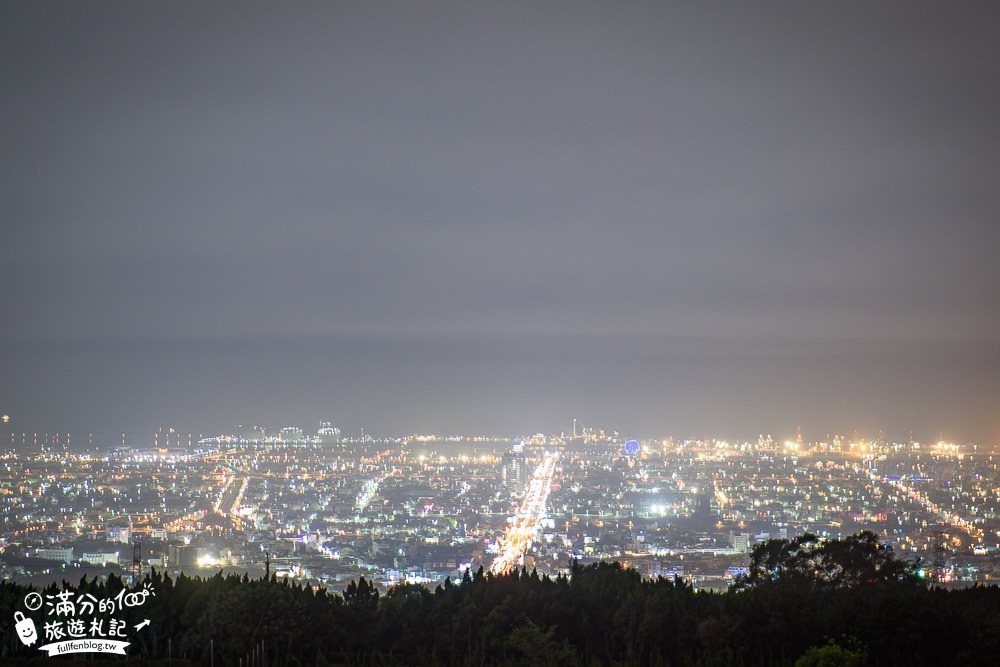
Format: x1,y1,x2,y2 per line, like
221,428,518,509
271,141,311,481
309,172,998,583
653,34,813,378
2,427,998,590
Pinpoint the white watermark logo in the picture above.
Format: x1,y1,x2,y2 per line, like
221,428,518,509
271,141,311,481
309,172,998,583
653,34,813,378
11,581,155,657
41,638,130,656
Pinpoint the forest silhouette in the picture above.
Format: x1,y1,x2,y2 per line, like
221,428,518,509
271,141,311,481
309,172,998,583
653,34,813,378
2,532,999,666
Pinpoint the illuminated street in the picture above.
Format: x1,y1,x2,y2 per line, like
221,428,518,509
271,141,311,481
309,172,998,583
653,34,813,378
491,452,559,574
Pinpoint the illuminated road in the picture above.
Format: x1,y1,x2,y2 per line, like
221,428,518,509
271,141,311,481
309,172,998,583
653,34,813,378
214,473,237,515
864,467,984,541
490,451,559,575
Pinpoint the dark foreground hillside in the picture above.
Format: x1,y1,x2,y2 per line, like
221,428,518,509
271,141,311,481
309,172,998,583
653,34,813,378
3,534,1000,666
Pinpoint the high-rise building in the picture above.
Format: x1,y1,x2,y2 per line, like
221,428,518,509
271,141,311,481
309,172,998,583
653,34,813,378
501,446,527,494
279,427,304,441
317,421,341,444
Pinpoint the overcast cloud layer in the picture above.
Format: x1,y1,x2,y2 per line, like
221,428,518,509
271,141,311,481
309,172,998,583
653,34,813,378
2,2,999,444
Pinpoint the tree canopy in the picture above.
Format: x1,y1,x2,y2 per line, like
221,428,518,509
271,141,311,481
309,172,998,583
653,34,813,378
740,530,920,589
4,534,998,666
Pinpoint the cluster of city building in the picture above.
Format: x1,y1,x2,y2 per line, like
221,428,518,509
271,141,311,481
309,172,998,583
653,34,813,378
2,423,998,590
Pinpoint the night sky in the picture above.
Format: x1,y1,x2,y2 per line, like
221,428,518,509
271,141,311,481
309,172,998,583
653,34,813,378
3,2,999,445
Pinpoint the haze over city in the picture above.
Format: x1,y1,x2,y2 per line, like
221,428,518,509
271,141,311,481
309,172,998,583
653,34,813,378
2,2,999,445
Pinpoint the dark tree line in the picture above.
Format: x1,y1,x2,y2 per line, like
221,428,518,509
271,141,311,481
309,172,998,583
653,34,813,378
3,532,1000,666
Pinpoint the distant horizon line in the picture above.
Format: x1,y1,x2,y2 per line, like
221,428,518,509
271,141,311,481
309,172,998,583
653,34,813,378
5,425,991,449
